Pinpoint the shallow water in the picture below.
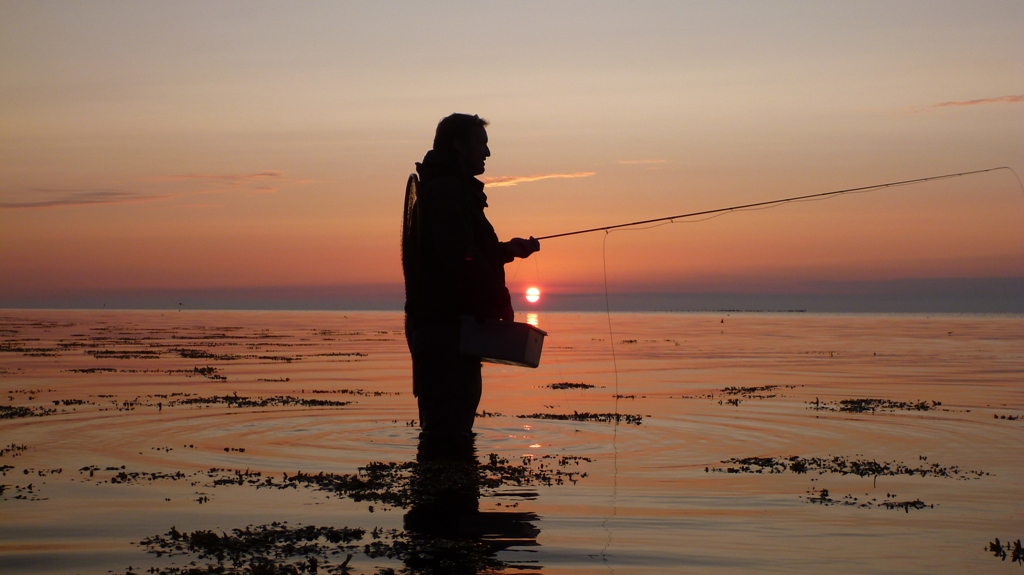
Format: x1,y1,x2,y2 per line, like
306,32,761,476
0,309,1021,574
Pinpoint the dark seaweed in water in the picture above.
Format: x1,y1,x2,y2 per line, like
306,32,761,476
809,398,940,413
171,348,245,361
718,384,798,401
546,382,598,390
708,455,986,480
0,405,57,419
518,411,643,425
137,522,364,574
276,453,591,507
164,394,351,409
133,451,589,574
137,523,516,575
87,349,162,360
802,487,934,512
986,538,1024,564
0,443,29,458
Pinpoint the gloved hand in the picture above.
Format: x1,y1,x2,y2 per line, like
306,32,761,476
504,236,541,259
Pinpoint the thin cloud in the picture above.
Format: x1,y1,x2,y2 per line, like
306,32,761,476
480,172,595,187
1,170,314,210
931,94,1024,108
149,170,286,183
0,189,170,210
617,159,667,165
147,170,322,192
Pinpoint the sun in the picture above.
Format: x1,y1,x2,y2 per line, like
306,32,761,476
525,287,540,303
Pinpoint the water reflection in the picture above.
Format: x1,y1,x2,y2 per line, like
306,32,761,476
526,313,539,327
404,434,541,574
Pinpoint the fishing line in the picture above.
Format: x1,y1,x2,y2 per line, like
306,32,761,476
577,165,1022,568
602,231,621,398
536,166,1019,240
597,229,621,569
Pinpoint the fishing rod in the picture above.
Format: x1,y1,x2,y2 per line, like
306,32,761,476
535,166,1017,241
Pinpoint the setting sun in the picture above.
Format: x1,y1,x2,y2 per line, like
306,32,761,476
525,287,541,303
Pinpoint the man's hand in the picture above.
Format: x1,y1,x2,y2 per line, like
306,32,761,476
504,237,541,259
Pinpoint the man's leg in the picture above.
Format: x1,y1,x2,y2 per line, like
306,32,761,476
409,322,481,438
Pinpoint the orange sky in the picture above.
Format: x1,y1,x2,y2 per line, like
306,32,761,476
1,3,1022,309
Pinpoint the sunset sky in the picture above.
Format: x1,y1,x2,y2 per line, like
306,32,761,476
2,2,1022,310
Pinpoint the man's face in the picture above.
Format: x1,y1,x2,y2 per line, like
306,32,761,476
455,127,490,176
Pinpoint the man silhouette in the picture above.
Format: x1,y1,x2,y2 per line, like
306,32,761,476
403,114,539,442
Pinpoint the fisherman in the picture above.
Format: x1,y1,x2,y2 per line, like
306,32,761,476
404,113,540,442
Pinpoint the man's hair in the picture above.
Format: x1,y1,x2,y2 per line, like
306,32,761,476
432,113,488,153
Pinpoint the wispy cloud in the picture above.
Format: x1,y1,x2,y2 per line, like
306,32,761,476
147,170,321,195
1,170,309,210
480,172,595,187
148,170,287,183
617,159,667,165
0,189,170,210
930,94,1024,108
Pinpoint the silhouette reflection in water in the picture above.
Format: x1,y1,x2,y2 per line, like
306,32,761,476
402,433,542,574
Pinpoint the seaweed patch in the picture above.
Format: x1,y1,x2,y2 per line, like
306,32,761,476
987,538,1024,564
802,487,934,512
546,382,599,390
707,455,986,480
808,398,941,413
0,405,57,418
137,522,364,574
518,411,643,425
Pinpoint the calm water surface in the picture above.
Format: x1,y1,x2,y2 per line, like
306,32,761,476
0,310,1021,574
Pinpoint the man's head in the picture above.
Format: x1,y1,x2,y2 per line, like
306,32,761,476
433,113,490,176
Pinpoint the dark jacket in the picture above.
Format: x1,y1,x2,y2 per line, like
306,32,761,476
404,150,513,327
